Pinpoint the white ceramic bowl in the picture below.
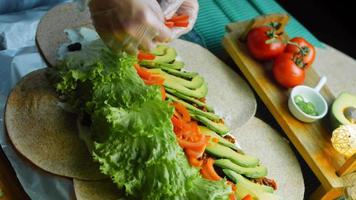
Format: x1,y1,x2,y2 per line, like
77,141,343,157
288,77,328,123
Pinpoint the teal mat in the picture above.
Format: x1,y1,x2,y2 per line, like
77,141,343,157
193,0,323,54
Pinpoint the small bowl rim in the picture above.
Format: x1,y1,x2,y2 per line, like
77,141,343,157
290,86,328,120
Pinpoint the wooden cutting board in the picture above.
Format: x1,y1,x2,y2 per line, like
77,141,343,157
223,17,355,199
0,148,29,200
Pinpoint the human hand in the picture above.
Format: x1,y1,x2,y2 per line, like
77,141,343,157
89,0,172,54
160,0,199,39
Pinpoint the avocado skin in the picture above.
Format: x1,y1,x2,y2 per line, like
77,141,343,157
215,159,267,178
330,92,356,129
193,115,229,135
205,142,259,168
140,60,184,70
167,94,220,121
199,126,240,152
223,169,274,194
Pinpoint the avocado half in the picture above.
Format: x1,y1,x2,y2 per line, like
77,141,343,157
330,92,356,129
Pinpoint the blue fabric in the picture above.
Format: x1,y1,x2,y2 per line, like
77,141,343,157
190,0,323,54
0,0,67,14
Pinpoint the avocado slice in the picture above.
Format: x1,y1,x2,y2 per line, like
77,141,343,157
223,169,274,194
205,142,259,168
199,126,240,151
166,88,214,112
149,69,204,89
140,60,184,70
193,115,229,135
161,68,198,79
167,94,220,121
215,159,267,179
330,92,356,129
151,44,166,56
153,47,177,63
165,80,207,99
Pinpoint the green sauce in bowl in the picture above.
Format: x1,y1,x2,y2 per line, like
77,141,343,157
294,95,319,116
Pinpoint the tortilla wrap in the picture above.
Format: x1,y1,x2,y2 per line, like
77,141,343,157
73,117,304,199
5,69,104,180
74,179,123,200
36,3,257,129
233,117,305,200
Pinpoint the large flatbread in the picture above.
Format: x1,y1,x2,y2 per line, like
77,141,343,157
233,117,305,200
5,69,104,180
36,3,257,129
74,179,123,200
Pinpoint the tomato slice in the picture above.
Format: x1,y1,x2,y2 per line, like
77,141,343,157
242,195,253,200
200,158,222,181
229,194,236,200
172,102,191,122
167,15,190,22
143,75,164,85
137,51,155,61
178,135,206,151
185,148,204,159
188,156,203,167
160,86,166,100
165,21,175,28
173,20,189,27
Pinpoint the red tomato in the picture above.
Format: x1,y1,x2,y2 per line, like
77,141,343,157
247,26,286,61
273,53,305,88
285,37,315,69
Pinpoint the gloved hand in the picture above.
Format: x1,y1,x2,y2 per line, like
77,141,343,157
89,0,171,54
160,0,199,39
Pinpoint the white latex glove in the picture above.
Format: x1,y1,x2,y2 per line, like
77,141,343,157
160,0,199,39
89,0,172,54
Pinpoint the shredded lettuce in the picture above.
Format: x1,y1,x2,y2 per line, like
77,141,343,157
52,41,231,199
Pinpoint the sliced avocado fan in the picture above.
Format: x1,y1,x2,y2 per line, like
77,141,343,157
199,126,239,151
205,142,259,168
223,169,274,194
215,159,267,179
148,68,204,89
167,94,220,121
166,88,213,112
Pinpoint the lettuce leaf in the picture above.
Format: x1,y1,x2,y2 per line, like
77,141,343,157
52,41,231,199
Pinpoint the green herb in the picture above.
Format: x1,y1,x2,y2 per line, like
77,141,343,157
294,95,319,116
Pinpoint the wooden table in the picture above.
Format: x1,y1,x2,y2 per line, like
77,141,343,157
0,148,28,200
223,20,355,199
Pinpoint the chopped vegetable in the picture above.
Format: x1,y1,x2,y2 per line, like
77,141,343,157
164,21,175,28
242,194,253,200
294,95,319,116
137,51,155,61
53,47,232,199
165,15,190,28
200,158,222,181
167,15,190,22
0,188,3,198
173,20,189,27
